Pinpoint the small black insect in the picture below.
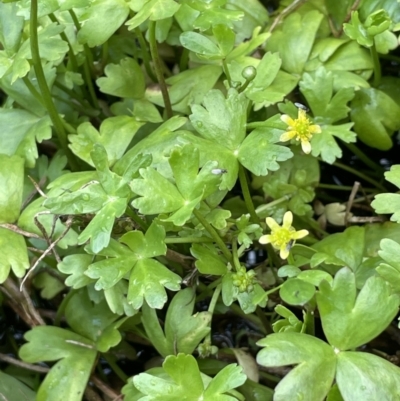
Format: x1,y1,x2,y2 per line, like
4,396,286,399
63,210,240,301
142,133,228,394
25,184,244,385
294,102,309,112
211,169,228,175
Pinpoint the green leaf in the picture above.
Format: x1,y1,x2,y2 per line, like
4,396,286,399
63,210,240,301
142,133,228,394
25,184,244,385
376,238,400,292
238,126,293,176
372,165,400,222
257,332,336,401
266,10,324,75
343,11,374,47
132,144,220,225
0,371,36,401
350,87,400,150
190,89,248,151
19,326,97,401
142,288,211,357
11,23,68,83
0,2,24,54
336,351,400,400
126,0,180,30
96,57,145,98
65,290,122,352
128,258,181,309
0,228,29,283
0,154,23,223
300,67,355,124
179,31,222,58
58,254,95,289
69,116,144,166
18,198,78,249
279,278,315,306
133,353,246,400
0,109,52,168
316,267,399,350
77,0,130,47
310,123,355,164
190,243,228,275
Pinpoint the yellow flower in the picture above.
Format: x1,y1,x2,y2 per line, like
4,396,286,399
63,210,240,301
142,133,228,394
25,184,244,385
259,211,309,259
280,109,321,154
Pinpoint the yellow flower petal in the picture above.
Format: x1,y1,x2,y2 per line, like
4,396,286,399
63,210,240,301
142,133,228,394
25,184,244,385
282,211,293,228
281,114,294,125
310,125,321,134
259,234,272,244
301,140,312,154
279,247,290,260
280,131,297,142
265,217,280,231
292,229,309,239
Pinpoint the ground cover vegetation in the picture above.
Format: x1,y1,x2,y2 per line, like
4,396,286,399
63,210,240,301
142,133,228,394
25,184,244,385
1,0,400,400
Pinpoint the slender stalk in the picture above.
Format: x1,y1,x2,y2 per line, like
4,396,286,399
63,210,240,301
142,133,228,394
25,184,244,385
179,48,189,72
231,240,241,272
22,76,45,107
255,195,291,217
256,306,273,334
222,59,232,86
102,354,128,382
325,159,387,192
342,142,384,173
195,277,222,303
68,9,100,109
29,0,79,171
148,21,173,119
238,164,258,223
264,283,283,296
318,183,376,192
193,209,232,262
134,27,157,82
165,236,214,244
208,284,222,313
49,13,78,71
370,42,381,87
125,206,148,230
54,289,76,326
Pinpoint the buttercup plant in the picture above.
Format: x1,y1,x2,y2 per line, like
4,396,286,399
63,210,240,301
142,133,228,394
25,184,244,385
0,0,400,401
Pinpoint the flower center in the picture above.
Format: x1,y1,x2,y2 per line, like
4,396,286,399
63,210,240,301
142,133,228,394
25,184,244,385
270,227,292,248
292,117,313,141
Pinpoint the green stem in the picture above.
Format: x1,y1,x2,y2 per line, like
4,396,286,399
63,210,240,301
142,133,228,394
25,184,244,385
287,252,295,265
317,183,376,192
193,209,232,263
325,159,387,192
256,306,272,334
102,354,128,382
196,278,222,303
370,42,381,87
148,21,173,119
49,13,78,71
342,141,384,173
231,240,241,272
246,121,269,130
179,48,189,72
255,195,291,218
54,289,76,326
23,76,45,107
29,0,79,171
68,9,100,110
134,27,157,82
222,59,232,86
165,236,214,244
238,164,258,223
208,284,222,313
264,283,283,296
125,206,148,230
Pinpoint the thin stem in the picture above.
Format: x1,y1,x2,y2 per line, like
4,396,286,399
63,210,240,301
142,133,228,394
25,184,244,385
222,59,232,86
102,354,128,382
370,42,381,87
165,236,214,244
22,76,45,107
208,284,222,313
193,209,232,263
255,195,291,217
342,141,384,173
68,9,100,110
317,183,376,192
238,164,258,223
231,240,241,272
256,306,273,334
54,289,76,327
125,206,148,230
148,21,173,119
324,159,387,192
196,278,222,303
134,27,157,82
29,0,79,171
264,283,283,296
49,13,78,71
179,48,189,72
